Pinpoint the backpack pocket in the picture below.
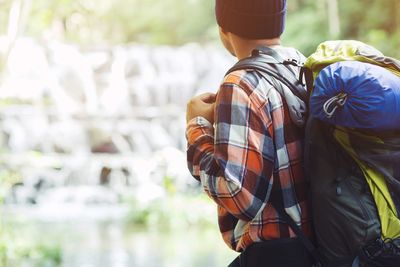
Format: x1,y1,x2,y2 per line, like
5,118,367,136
306,120,381,264
342,174,381,245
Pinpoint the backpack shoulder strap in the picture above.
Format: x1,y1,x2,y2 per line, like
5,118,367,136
226,46,311,103
253,46,314,94
270,199,323,266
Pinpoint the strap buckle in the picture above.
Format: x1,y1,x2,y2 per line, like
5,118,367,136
283,59,300,66
362,239,384,259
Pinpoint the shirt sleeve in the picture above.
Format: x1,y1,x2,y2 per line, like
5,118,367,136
186,78,275,221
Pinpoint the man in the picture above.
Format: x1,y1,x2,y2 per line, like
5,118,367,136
186,1,311,266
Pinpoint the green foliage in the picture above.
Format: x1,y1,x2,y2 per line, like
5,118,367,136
24,0,216,46
284,1,330,56
285,0,400,58
0,169,22,203
0,220,62,267
125,194,216,230
1,0,399,57
338,0,400,58
0,2,9,32
0,170,61,267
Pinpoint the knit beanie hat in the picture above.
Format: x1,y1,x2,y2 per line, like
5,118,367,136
215,0,287,39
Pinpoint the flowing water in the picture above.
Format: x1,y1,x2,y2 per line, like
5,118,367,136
0,38,237,267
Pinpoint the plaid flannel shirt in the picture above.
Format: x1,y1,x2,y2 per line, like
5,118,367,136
186,47,311,252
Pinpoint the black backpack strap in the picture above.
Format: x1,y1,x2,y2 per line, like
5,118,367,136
227,46,309,104
300,66,314,97
228,255,241,267
255,45,314,93
270,198,323,266
253,45,314,100
303,116,317,182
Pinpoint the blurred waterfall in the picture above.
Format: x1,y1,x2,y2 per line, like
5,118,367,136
0,37,234,213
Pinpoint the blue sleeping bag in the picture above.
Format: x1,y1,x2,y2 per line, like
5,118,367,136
310,61,400,130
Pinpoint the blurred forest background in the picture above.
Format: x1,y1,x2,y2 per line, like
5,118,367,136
0,0,399,267
1,0,399,58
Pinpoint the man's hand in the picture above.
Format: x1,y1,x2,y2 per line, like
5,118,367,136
186,93,216,124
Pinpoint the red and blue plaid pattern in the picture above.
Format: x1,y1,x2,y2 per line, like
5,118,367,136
187,52,311,252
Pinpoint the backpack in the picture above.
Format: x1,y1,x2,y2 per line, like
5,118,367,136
304,40,400,267
226,41,400,267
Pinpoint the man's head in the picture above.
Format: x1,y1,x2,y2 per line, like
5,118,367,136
215,0,287,39
215,0,287,58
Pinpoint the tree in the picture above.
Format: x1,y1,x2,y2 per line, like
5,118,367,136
327,0,340,38
1,0,31,74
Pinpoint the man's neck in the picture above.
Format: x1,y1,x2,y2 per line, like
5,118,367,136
233,37,281,60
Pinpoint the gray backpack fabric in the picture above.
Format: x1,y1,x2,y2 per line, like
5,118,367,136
304,118,381,266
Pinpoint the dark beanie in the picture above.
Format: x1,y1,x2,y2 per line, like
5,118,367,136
215,0,287,39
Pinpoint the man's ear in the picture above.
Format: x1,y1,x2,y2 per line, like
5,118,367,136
218,26,236,57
